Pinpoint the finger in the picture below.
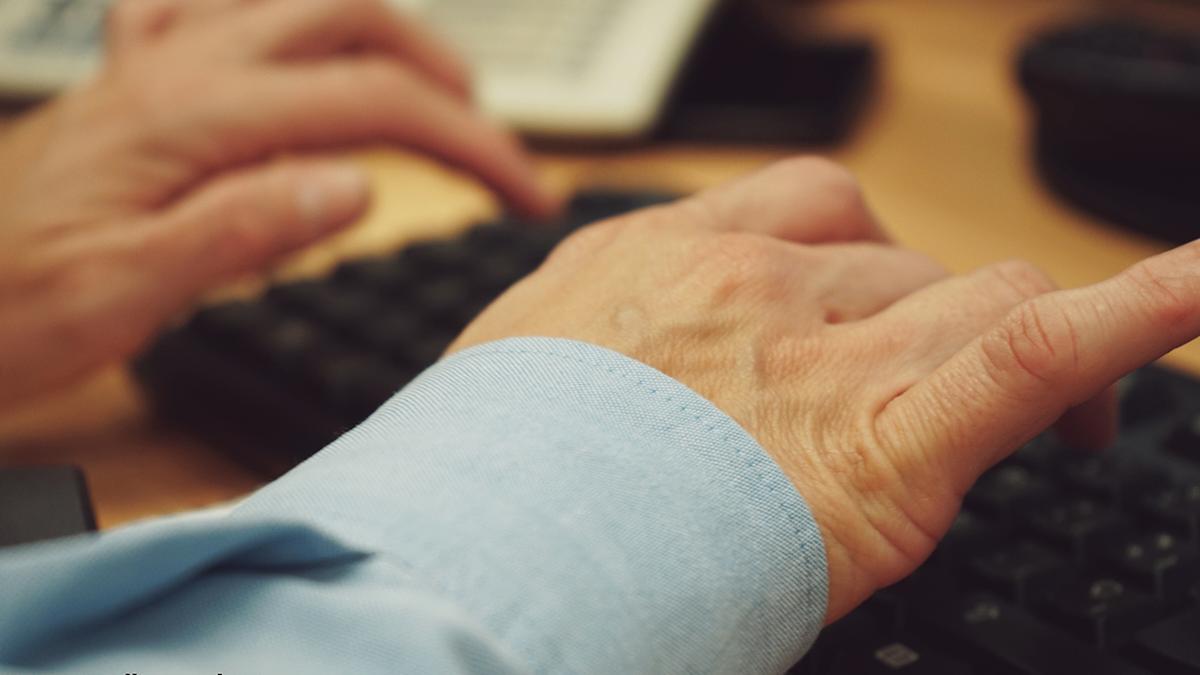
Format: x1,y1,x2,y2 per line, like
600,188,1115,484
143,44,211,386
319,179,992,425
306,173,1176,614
870,260,1060,367
868,260,1117,450
814,244,948,323
189,59,553,218
143,160,370,299
217,0,472,100
878,241,1200,489
689,157,888,244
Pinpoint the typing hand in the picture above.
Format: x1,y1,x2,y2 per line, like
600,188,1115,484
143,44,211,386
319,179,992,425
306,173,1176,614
451,158,1200,623
0,0,553,407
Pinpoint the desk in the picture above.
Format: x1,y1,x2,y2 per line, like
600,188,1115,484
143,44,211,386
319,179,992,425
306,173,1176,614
0,0,1192,528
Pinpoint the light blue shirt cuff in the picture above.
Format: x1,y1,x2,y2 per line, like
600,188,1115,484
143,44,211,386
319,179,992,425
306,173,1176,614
0,337,828,674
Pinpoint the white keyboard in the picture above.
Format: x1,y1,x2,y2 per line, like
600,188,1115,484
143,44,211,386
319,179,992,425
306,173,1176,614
0,0,717,139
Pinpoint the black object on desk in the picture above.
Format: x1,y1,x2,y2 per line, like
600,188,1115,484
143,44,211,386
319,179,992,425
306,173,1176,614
791,365,1200,674
656,0,876,145
133,190,677,476
1018,17,1200,244
0,465,96,547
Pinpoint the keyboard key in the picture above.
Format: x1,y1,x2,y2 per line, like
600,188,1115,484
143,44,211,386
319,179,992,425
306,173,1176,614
465,222,560,266
968,541,1067,606
246,316,334,373
395,336,452,372
307,353,408,417
828,636,974,674
472,254,531,293
268,281,377,329
928,510,1002,571
1103,531,1200,600
335,257,419,293
965,465,1054,520
193,301,279,343
1039,574,1163,648
1120,371,1177,427
794,609,973,674
870,569,962,633
353,312,426,358
917,593,1150,674
404,240,476,272
1132,608,1200,673
465,222,527,251
567,190,676,223
1059,456,1164,507
1166,415,1200,465
1006,437,1062,472
1023,497,1127,561
411,277,475,326
1140,482,1200,543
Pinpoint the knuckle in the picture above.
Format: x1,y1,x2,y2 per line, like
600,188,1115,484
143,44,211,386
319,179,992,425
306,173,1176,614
984,298,1080,386
983,259,1057,301
689,232,777,293
1126,259,1192,329
773,156,865,211
773,156,861,194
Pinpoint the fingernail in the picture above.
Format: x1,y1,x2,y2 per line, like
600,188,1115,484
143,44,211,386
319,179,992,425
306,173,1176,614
297,164,371,235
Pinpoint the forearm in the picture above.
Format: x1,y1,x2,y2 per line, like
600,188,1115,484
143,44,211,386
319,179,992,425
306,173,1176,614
0,338,828,673
237,337,829,672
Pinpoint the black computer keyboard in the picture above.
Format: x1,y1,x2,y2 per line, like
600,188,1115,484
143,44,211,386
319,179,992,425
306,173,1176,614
133,190,678,474
791,365,1200,674
134,189,1200,674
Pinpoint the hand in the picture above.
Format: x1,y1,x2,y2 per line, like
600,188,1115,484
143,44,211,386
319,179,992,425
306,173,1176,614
0,0,555,407
450,158,1200,623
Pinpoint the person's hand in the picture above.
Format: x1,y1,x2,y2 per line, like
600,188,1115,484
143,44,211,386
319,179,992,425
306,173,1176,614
450,158,1200,623
0,0,554,407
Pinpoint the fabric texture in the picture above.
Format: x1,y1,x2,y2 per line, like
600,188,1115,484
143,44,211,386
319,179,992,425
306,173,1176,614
0,337,827,674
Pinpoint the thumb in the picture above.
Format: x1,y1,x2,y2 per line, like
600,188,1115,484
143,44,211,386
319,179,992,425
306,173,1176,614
145,160,370,298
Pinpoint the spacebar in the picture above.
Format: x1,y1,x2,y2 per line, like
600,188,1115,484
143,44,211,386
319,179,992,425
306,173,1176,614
917,593,1150,675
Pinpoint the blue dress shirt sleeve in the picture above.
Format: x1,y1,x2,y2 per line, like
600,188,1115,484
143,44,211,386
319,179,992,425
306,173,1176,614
0,337,828,674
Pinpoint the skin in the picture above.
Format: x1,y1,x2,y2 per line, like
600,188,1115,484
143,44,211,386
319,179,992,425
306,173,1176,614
4,0,1198,639
0,0,556,407
451,157,1200,623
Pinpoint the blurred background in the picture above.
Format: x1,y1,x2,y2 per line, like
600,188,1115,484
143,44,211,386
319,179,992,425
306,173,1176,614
0,0,1198,525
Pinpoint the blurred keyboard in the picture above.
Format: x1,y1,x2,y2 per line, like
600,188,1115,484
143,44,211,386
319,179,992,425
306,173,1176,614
791,365,1200,674
0,0,717,138
134,190,676,474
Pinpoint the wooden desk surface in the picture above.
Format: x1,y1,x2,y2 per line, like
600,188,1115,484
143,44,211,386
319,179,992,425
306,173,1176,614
1,0,1193,528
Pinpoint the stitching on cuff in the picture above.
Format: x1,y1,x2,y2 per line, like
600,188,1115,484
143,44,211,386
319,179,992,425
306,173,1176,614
441,341,823,563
